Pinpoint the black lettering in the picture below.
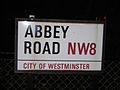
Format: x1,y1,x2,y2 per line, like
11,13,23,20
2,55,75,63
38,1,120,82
25,25,33,37
35,25,42,37
52,42,60,54
54,26,60,38
24,41,31,54
34,42,41,54
61,26,69,38
42,42,51,54
44,25,52,38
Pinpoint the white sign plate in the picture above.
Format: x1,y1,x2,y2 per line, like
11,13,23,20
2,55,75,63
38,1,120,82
15,19,104,72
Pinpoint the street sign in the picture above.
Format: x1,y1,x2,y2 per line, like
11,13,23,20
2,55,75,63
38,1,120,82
15,18,105,72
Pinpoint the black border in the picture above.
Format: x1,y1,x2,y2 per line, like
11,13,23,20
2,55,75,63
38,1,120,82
15,18,106,74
